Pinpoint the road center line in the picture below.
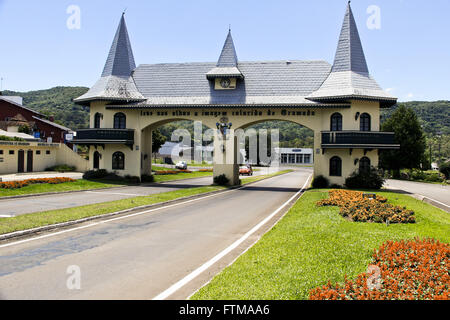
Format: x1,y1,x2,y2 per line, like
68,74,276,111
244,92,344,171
152,173,313,300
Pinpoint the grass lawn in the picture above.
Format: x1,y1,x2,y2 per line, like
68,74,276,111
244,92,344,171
153,171,213,182
0,180,123,198
191,189,450,300
240,170,292,184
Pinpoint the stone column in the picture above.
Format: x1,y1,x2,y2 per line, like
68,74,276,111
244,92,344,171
213,130,239,185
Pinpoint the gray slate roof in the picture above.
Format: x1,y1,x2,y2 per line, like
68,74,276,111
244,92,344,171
76,3,396,108
206,30,243,79
308,2,396,105
132,60,332,106
74,14,145,104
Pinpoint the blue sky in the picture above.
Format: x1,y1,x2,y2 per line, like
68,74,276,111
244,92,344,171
0,0,449,101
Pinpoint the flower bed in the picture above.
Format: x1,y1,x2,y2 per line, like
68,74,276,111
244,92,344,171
198,169,213,172
0,177,76,189
310,238,449,300
317,189,415,224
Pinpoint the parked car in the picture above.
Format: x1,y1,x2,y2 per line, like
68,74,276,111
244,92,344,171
175,161,188,170
239,165,253,176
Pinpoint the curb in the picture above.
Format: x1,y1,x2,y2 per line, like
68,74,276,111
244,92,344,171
0,170,292,242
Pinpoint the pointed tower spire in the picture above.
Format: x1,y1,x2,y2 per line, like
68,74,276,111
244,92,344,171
307,2,396,107
206,29,243,79
332,1,369,74
101,13,136,77
74,13,145,105
217,29,238,67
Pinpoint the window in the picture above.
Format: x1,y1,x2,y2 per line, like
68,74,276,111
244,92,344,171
288,154,295,164
304,154,311,164
330,113,343,131
281,154,287,164
9,150,14,155
93,151,100,169
359,157,371,173
113,113,126,129
329,156,342,176
94,113,102,128
112,151,125,170
0,150,3,155
360,113,371,131
296,154,303,163
46,150,50,155
36,150,41,155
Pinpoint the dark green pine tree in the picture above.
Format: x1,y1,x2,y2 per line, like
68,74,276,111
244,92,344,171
379,105,426,178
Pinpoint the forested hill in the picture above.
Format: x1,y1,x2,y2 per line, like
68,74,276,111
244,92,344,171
2,86,89,130
1,86,448,141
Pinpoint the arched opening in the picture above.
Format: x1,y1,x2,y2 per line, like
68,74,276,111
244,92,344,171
330,113,343,131
112,151,125,170
359,156,371,173
360,113,371,131
113,113,126,129
329,156,342,176
94,113,102,128
93,151,100,169
237,119,315,167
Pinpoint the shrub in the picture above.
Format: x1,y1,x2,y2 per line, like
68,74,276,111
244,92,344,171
439,161,450,179
141,174,155,183
310,238,449,300
45,165,76,172
213,174,229,186
345,167,385,190
124,175,141,184
312,175,329,189
82,169,109,180
317,189,415,224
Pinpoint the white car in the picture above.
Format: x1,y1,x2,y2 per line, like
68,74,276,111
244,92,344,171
175,161,188,170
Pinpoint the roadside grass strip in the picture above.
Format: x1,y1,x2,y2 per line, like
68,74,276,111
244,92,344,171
191,189,450,300
0,180,122,198
240,170,293,184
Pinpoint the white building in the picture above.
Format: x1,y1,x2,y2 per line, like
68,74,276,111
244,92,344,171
275,148,313,165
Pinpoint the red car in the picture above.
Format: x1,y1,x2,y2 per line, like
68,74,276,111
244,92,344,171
239,165,253,176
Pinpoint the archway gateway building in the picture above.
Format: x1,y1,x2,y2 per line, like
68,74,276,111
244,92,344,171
73,2,400,185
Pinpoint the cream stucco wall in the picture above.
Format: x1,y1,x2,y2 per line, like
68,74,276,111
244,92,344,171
0,141,88,175
85,100,382,185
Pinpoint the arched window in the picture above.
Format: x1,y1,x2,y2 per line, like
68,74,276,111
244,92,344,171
330,113,343,131
93,151,100,169
359,157,371,173
94,113,102,128
113,113,126,129
112,151,125,170
329,156,342,176
360,113,371,131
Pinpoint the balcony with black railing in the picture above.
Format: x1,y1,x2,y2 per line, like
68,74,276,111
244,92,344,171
321,131,400,149
72,128,135,147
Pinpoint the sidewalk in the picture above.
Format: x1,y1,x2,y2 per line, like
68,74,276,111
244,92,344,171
0,172,84,182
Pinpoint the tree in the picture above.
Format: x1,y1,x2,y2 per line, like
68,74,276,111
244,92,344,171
379,105,426,178
152,129,166,154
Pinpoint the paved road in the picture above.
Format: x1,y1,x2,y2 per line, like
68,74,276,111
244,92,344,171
0,169,311,299
385,179,450,210
0,167,282,217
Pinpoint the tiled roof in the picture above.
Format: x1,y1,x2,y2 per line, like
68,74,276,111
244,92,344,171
207,30,243,79
132,60,332,106
308,2,396,105
74,14,145,104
